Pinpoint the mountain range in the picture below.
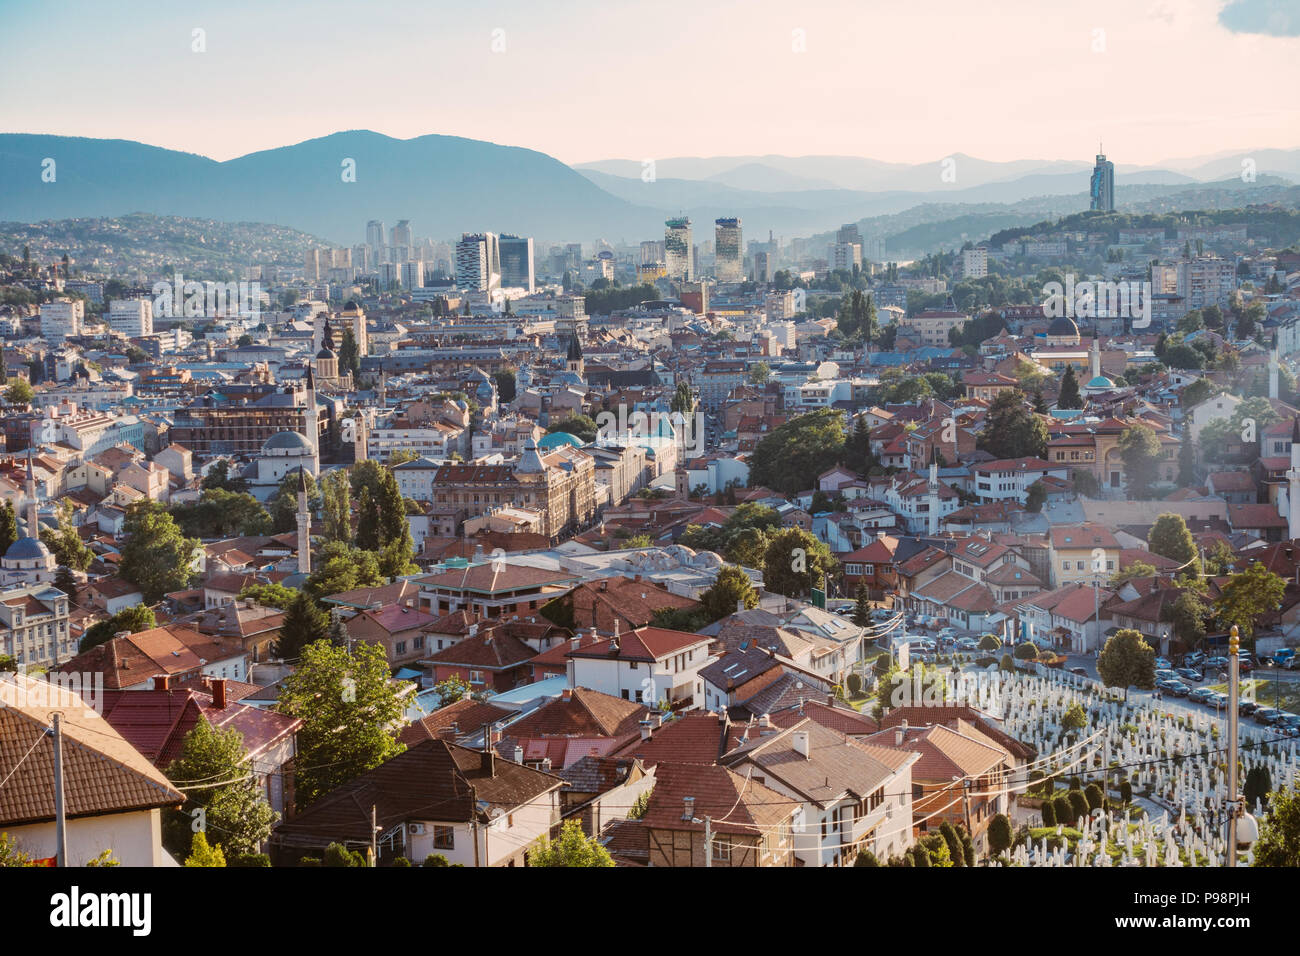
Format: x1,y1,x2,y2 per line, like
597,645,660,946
1,132,1297,252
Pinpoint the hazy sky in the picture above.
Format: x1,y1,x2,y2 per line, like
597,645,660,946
1,0,1298,166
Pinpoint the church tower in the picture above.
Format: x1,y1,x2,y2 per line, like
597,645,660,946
566,334,584,377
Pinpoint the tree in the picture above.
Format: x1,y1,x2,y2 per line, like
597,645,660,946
201,460,249,494
275,592,330,660
1163,590,1209,650
1096,628,1156,699
0,502,15,557
1148,513,1198,573
54,565,77,597
169,488,272,538
988,814,1013,855
184,831,226,867
938,821,964,866
1057,364,1083,409
40,500,93,571
1162,342,1204,370
853,849,880,867
1118,424,1162,497
1041,800,1056,827
1072,468,1099,498
269,470,321,535
276,640,406,808
1111,561,1157,587
1177,436,1197,486
748,362,771,385
79,603,156,653
547,415,598,443
762,527,837,598
320,469,353,545
1062,702,1088,731
1025,481,1046,514
529,818,615,867
1014,641,1038,660
237,581,299,610
978,634,1002,652
0,831,33,867
1243,766,1272,810
977,390,1047,460
1203,539,1236,577
338,326,361,382
305,542,383,601
164,721,277,859
433,676,472,705
323,843,366,867
118,502,198,602
749,409,846,494
5,378,33,405
1181,377,1219,410
698,564,758,622
1252,785,1300,867
1214,563,1287,645
852,582,872,627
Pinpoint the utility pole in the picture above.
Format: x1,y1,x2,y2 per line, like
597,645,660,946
704,816,712,868
962,778,973,840
370,804,378,868
1227,625,1240,867
51,712,66,869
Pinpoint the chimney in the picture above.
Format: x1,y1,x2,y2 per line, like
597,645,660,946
792,730,810,759
826,692,836,706
541,756,552,771
152,674,171,691
895,718,908,747
561,688,573,701
681,796,695,821
760,712,772,729
570,635,581,650
513,745,524,763
210,677,227,709
639,719,653,740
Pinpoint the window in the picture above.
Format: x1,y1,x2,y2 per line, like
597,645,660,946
432,825,454,849
711,838,730,863
469,670,484,684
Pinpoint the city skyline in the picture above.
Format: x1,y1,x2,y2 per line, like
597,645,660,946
2,0,1298,166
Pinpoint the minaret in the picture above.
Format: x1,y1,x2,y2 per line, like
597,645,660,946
1287,417,1300,541
24,450,38,536
1089,333,1101,382
296,469,312,575
1270,331,1280,400
355,410,369,464
927,460,940,536
304,364,319,467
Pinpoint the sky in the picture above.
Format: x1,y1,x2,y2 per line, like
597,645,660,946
1,0,1298,167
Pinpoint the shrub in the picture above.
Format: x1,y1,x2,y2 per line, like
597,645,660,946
1119,781,1132,804
392,856,412,867
1084,784,1104,812
228,853,271,867
978,634,1002,651
1041,800,1057,826
988,814,1013,855
1014,642,1039,660
912,843,931,867
853,849,880,867
298,856,321,867
938,821,963,866
1068,790,1088,822
1052,795,1072,825
323,843,366,867
424,854,450,867
847,673,862,697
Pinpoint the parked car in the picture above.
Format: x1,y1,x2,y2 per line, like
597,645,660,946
1158,679,1190,697
1068,666,1088,677
1175,668,1203,684
1238,700,1260,717
1253,707,1282,725
1208,692,1230,710
1239,656,1255,674
1184,650,1206,667
1205,656,1229,670
936,627,958,642
1272,648,1296,668
1154,669,1178,682
1276,714,1300,736
1154,656,1172,670
1189,687,1217,705
955,637,979,651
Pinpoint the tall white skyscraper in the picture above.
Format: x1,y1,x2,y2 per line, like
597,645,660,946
455,233,501,291
108,298,153,337
366,220,385,256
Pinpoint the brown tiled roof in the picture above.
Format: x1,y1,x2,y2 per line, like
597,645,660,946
398,698,517,747
640,762,798,838
424,631,536,670
273,739,564,848
613,712,728,767
0,674,183,826
506,687,648,738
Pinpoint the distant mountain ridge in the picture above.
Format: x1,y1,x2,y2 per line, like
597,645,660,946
0,131,662,244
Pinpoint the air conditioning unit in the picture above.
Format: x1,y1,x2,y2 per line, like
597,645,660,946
408,823,425,835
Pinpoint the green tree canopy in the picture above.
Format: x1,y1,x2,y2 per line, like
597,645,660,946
749,409,846,494
118,502,198,603
977,390,1047,460
1096,628,1156,699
